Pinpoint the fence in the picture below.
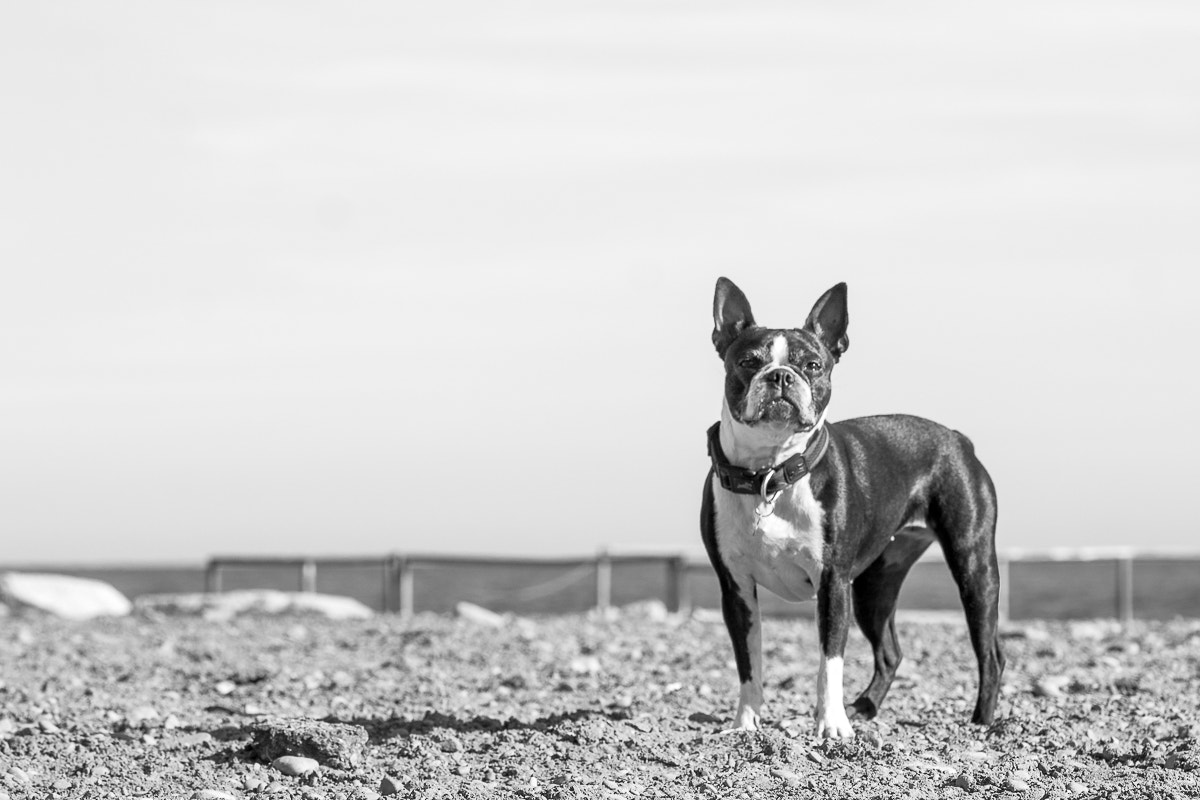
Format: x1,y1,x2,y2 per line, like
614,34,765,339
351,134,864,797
203,546,1200,623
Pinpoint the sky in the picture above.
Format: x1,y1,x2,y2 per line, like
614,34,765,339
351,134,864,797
2,1,1199,564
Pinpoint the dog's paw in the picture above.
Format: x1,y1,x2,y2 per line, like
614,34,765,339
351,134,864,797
815,708,855,740
720,704,761,733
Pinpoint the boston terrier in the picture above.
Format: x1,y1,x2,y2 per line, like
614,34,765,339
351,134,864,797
700,278,1004,738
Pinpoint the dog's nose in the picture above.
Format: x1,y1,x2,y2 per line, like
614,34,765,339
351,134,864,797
770,370,794,388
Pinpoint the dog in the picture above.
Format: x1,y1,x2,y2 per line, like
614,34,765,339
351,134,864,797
700,278,1004,738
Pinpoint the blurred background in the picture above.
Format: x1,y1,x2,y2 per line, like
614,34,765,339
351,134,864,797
2,2,1198,616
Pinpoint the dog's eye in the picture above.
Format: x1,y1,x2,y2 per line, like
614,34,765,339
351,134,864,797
803,360,823,373
738,355,763,370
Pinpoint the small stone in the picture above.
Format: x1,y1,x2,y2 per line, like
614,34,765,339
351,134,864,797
52,780,72,790
569,655,602,675
351,790,381,800
1067,782,1088,794
272,756,319,776
769,767,800,785
961,751,993,762
5,768,30,787
192,792,236,800
806,750,826,764
379,775,403,796
163,714,181,730
1005,776,1030,792
1032,675,1069,698
455,765,470,776
858,728,883,748
127,705,159,726
455,602,506,627
439,738,462,753
954,772,975,791
214,680,237,696
38,718,61,733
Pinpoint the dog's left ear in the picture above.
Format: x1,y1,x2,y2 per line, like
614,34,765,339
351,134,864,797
804,283,849,362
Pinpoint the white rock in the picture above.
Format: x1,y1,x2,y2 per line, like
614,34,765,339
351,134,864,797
272,755,319,776
191,791,236,800
455,602,506,627
620,600,670,621
0,573,131,620
134,590,373,621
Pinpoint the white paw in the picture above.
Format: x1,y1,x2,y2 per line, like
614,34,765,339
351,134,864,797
815,707,855,740
721,704,761,733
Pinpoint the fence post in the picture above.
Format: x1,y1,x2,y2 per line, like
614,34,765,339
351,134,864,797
1116,554,1134,627
595,549,612,613
205,561,223,594
666,556,690,614
300,559,317,593
381,557,395,613
397,556,414,619
997,554,1010,624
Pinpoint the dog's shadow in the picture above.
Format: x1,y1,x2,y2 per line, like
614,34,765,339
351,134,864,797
327,707,630,743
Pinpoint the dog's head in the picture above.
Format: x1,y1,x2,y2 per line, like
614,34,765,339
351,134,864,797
712,278,848,434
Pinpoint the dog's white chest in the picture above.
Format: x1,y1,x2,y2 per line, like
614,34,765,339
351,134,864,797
712,475,826,602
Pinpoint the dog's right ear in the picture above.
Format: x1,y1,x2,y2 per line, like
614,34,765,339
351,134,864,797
713,277,755,358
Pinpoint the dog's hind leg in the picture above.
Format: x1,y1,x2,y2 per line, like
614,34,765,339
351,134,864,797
931,458,1005,724
850,527,936,720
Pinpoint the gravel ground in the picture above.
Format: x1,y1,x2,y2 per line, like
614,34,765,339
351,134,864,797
0,607,1197,799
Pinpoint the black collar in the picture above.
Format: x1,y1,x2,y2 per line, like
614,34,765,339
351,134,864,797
707,421,831,498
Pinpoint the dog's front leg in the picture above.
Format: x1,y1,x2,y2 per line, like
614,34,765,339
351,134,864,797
719,570,763,731
815,570,855,739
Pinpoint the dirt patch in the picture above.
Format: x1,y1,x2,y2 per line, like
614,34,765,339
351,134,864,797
0,611,1197,798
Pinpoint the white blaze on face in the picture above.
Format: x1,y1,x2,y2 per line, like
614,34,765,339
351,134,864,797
769,334,788,367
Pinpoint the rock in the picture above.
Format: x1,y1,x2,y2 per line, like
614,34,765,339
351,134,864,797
1033,675,1070,698
620,600,669,621
0,573,131,620
1067,782,1088,794
954,772,975,791
252,717,368,770
1005,776,1030,792
126,705,159,725
51,779,72,790
350,790,382,800
192,792,236,800
379,775,404,795
455,602,506,627
569,655,602,675
134,590,372,621
769,767,801,786
272,755,319,776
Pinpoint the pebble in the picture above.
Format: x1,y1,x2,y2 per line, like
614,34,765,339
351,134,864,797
127,705,159,725
379,775,403,796
214,680,237,696
769,767,800,786
1067,782,1088,794
271,756,319,776
51,779,72,790
5,768,30,787
1005,776,1030,792
1032,675,1069,698
954,772,975,791
191,792,236,800
351,790,381,800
